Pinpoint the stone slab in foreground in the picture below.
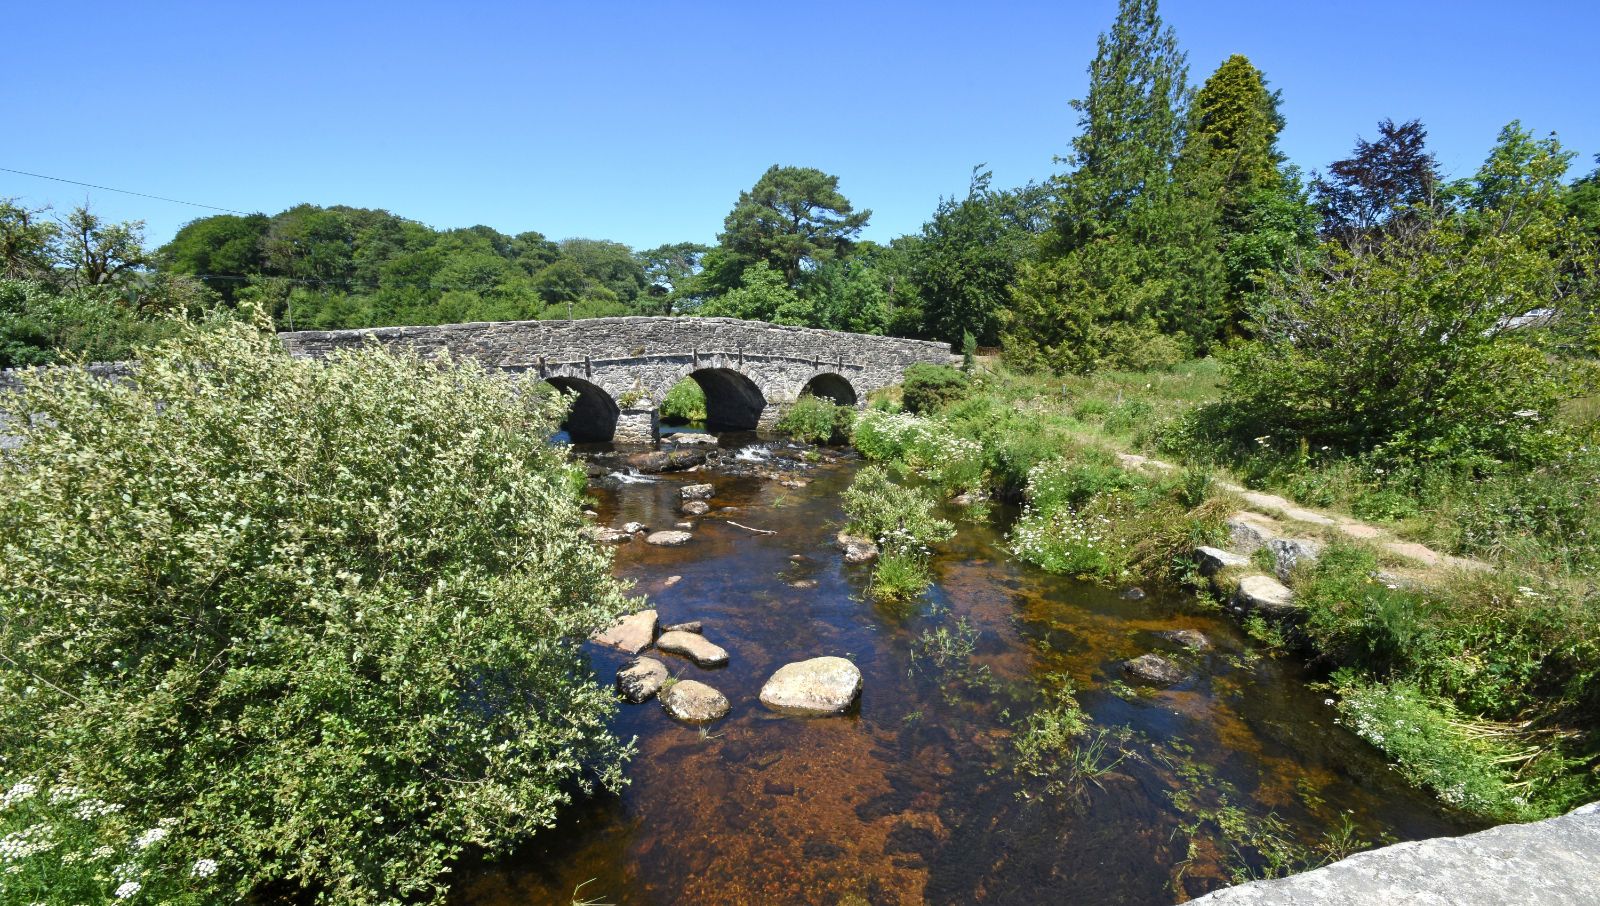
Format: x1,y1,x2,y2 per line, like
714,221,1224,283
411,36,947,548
1190,802,1600,906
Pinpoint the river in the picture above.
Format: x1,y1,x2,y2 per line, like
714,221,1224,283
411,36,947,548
454,436,1474,905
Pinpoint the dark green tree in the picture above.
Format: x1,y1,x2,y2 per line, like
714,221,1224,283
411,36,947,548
160,213,270,301
718,165,870,288
1,199,61,283
639,241,710,315
912,168,1047,346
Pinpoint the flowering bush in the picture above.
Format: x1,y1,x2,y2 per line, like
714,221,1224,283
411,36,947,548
841,466,954,603
0,321,637,903
850,410,987,496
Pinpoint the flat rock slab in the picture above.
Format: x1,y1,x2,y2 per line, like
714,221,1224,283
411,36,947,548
759,657,863,715
628,449,708,473
661,680,730,722
680,500,710,516
1227,513,1281,554
670,433,718,446
655,630,729,667
590,609,657,655
1240,491,1294,512
1235,574,1297,618
1267,537,1324,581
1190,802,1600,905
1338,522,1383,541
1282,506,1336,526
1122,653,1186,686
617,656,669,703
680,483,715,500
662,620,702,634
1196,546,1252,577
588,526,633,544
646,530,693,546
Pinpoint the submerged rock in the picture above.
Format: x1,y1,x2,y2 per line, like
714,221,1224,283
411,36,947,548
1121,653,1186,686
586,526,633,544
1158,628,1212,651
681,500,710,516
835,532,880,564
646,530,693,546
617,656,669,703
788,578,818,589
663,575,681,587
655,630,729,667
621,521,648,535
681,483,715,500
661,680,730,722
1120,587,1147,601
590,609,658,655
759,657,862,715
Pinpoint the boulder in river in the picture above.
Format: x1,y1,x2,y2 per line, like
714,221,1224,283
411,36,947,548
590,609,657,655
627,449,708,473
646,530,693,546
655,630,729,667
663,620,702,634
835,532,879,564
1121,653,1186,686
670,433,719,446
1157,628,1212,651
617,656,669,703
1195,546,1251,577
759,657,863,715
621,521,648,535
681,500,710,516
586,526,633,544
681,483,715,500
661,680,730,722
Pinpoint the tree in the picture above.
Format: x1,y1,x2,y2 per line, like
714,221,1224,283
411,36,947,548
912,168,1046,346
718,165,870,287
1220,122,1594,462
1054,0,1189,236
1007,0,1219,369
160,213,270,302
1179,55,1283,220
1312,118,1441,248
58,205,150,289
557,238,647,305
638,241,710,315
0,198,59,282
697,261,800,322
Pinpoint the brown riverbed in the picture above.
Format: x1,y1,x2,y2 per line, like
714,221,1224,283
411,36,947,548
453,437,1474,906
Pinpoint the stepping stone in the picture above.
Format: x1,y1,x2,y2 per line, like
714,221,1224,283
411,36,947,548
1240,491,1293,512
663,621,702,634
655,630,729,667
621,521,648,534
1196,546,1251,577
646,530,693,546
1339,522,1383,541
681,483,715,500
681,500,710,516
590,609,657,654
1234,575,1297,618
1283,506,1336,526
588,526,633,544
661,680,730,722
617,657,669,703
759,656,863,715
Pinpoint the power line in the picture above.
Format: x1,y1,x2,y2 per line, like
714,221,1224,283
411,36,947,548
0,166,252,216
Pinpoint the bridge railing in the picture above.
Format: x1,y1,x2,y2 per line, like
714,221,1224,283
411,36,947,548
512,348,871,377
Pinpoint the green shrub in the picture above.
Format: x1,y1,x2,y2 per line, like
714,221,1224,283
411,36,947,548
869,549,932,604
776,393,854,444
901,363,969,415
0,323,636,903
660,378,706,423
841,465,955,552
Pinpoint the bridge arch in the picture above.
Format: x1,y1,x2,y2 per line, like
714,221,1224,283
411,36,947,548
799,372,857,406
545,376,618,442
689,368,766,432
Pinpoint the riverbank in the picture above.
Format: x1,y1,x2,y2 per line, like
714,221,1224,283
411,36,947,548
845,362,1600,824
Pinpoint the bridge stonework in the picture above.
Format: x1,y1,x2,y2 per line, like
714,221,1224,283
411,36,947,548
278,317,952,442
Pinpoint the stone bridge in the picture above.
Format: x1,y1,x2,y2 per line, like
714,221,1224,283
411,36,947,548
278,317,952,442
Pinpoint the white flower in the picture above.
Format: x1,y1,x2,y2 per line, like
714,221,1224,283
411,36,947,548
114,881,141,899
191,858,219,878
134,826,168,849
1,780,39,808
1324,698,1335,706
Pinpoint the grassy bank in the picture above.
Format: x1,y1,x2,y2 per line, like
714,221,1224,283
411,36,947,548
816,361,1600,823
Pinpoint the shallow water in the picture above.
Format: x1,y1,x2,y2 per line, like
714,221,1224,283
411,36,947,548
454,442,1474,906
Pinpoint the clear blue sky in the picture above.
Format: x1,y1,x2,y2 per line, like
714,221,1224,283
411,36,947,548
6,1,1597,251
